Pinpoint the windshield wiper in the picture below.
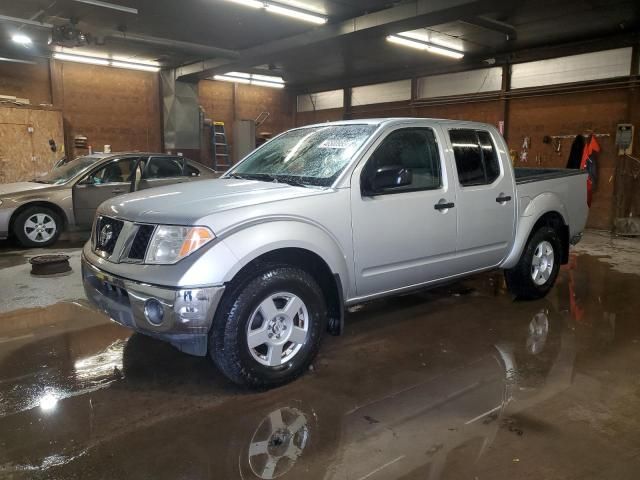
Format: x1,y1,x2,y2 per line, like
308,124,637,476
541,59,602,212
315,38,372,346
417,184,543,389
228,172,310,187
228,173,277,183
275,176,310,188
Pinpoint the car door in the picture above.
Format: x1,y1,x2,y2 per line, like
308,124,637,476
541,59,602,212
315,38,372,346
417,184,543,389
350,125,458,298
447,128,516,272
137,156,187,190
72,157,137,227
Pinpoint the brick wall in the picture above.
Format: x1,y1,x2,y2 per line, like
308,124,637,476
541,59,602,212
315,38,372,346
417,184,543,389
508,90,629,229
0,60,51,106
58,62,162,158
297,89,635,229
199,79,293,164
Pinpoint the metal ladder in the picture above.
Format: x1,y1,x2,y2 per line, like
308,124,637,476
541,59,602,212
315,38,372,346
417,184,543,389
212,121,230,171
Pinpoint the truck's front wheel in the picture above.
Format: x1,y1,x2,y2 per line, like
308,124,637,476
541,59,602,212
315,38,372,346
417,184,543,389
210,266,327,388
505,226,562,300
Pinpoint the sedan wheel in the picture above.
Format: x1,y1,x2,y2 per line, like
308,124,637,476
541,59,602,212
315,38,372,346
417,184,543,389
24,213,57,244
14,206,62,248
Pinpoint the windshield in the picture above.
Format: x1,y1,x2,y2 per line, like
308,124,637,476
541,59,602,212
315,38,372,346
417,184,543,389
37,156,101,185
228,124,377,187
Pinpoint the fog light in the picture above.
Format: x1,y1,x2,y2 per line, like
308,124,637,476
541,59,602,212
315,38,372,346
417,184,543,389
144,298,164,325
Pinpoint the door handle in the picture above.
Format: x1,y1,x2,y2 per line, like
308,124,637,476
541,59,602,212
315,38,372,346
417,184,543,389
434,201,455,211
496,195,512,203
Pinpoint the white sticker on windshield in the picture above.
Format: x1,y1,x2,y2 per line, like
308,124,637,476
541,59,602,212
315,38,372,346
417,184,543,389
318,138,354,149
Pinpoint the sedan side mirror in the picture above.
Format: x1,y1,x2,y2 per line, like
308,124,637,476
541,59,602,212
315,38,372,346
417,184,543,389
363,166,412,195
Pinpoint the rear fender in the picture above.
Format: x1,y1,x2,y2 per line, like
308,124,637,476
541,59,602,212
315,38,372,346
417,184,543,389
501,193,568,269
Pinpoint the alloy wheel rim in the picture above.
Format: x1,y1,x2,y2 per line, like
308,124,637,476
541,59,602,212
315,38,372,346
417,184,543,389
247,292,310,367
531,240,554,286
24,214,57,243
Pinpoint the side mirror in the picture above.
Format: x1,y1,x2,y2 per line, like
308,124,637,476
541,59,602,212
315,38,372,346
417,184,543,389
363,166,412,195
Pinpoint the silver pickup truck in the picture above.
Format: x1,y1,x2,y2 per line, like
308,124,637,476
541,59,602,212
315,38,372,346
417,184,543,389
82,118,588,387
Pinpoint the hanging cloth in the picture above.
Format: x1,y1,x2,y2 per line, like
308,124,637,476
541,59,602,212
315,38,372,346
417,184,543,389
581,135,600,208
566,135,585,169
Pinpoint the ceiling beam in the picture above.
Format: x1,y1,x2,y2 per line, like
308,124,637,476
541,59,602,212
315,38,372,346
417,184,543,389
461,15,517,40
0,14,239,64
104,31,239,60
177,0,511,81
291,31,639,94
0,14,53,28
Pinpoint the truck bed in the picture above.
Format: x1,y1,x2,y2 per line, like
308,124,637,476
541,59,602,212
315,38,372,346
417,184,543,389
514,168,586,184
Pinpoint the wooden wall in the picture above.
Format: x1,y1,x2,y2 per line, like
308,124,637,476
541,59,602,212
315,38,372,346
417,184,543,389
0,106,64,183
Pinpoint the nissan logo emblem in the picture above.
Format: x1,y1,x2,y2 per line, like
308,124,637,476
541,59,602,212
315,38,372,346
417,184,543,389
99,224,114,246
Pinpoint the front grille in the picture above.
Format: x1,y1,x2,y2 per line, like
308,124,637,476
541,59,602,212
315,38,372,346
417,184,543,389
94,216,124,255
128,224,155,260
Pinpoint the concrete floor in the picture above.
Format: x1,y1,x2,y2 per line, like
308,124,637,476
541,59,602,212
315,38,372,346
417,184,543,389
1,231,640,479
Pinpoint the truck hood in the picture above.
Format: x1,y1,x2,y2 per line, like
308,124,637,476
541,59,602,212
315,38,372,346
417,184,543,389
0,182,52,197
100,178,328,224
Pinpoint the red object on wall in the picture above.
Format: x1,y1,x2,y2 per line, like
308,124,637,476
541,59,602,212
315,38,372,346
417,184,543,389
581,135,600,208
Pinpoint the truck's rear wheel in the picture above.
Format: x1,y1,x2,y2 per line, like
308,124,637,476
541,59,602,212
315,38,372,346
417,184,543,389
505,226,561,300
210,266,327,388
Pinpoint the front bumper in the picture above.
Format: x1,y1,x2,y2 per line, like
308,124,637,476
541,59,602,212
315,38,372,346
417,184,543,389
81,256,225,356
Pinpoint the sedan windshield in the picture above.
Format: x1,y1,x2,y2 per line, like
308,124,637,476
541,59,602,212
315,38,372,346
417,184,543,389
36,156,101,185
228,124,377,187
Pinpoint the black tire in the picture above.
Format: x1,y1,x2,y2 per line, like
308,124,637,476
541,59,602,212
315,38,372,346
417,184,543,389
505,226,562,300
13,205,62,248
210,266,327,388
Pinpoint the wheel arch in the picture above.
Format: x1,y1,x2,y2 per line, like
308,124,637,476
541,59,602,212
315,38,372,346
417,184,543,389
502,204,570,269
224,246,345,335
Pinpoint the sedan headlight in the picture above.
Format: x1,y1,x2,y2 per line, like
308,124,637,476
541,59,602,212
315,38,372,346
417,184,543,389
145,226,215,265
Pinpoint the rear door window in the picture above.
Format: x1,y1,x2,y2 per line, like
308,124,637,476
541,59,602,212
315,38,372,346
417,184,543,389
449,129,501,186
144,157,184,179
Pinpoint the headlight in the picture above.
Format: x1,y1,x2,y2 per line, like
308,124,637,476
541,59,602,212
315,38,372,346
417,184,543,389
145,226,215,264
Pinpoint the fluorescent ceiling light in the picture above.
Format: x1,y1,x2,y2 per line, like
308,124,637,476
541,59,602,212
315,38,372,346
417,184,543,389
265,4,327,24
53,52,109,65
222,0,327,24
111,61,160,72
251,80,285,88
386,34,464,59
53,52,162,71
215,72,286,88
226,71,251,78
12,34,32,45
252,73,284,83
225,0,263,7
0,56,36,64
215,74,251,84
72,0,138,14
